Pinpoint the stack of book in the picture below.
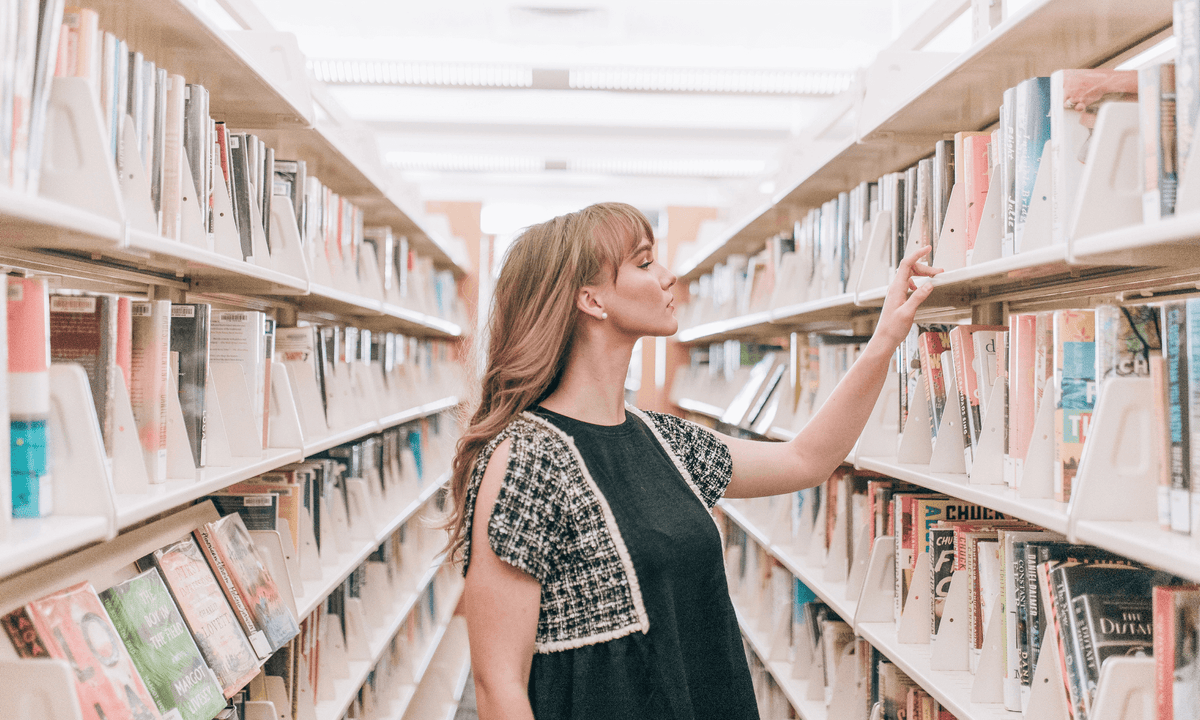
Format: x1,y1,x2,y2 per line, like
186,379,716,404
1,512,299,720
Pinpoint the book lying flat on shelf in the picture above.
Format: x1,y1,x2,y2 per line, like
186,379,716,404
100,568,228,720
2,581,162,720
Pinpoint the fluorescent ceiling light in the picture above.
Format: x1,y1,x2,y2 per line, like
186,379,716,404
568,158,765,178
385,152,543,173
311,59,852,96
385,152,766,178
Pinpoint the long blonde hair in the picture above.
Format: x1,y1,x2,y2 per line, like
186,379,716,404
445,202,654,565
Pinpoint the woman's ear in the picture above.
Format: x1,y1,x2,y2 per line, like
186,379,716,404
576,285,606,321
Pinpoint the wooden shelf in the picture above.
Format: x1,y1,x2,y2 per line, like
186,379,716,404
675,0,1173,280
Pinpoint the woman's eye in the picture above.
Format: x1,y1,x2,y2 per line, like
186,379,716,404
639,261,653,269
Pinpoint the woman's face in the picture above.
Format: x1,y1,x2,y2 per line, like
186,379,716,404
603,235,678,337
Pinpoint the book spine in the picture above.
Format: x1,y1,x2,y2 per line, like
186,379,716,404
1152,587,1175,720
963,135,990,254
1040,562,1076,717
170,304,209,468
949,327,976,471
1,607,51,657
1002,87,1018,255
1053,310,1096,503
1050,571,1085,719
1177,0,1200,180
228,133,254,260
1189,299,1200,537
194,526,265,652
1166,302,1192,533
8,278,52,518
1142,64,1178,221
1014,77,1052,251
1071,595,1102,718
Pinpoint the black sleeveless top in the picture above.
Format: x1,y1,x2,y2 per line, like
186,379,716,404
528,408,758,720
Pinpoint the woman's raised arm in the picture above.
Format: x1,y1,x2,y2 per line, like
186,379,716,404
723,245,941,498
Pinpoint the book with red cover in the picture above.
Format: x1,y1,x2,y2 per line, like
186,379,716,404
2,581,162,720
1007,314,1037,488
49,293,117,456
144,536,259,697
1154,584,1200,720
919,330,952,444
962,133,992,255
202,513,299,654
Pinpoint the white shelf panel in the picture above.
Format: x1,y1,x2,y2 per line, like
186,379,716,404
676,397,728,421
1070,208,1200,267
0,516,111,579
855,456,1070,534
303,419,385,457
313,558,452,720
379,396,461,429
1073,520,1200,584
385,586,467,720
0,188,123,245
856,622,1010,720
734,605,828,720
382,304,463,339
295,472,450,618
115,447,304,528
677,310,774,344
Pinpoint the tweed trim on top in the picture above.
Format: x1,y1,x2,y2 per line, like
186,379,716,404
461,408,734,653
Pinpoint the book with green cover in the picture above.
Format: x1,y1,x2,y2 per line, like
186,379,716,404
100,568,227,720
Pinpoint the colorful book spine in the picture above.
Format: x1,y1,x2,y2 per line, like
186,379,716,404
1177,0,1200,181
919,330,951,444
49,294,117,456
8,277,52,518
1013,77,1052,251
100,569,228,720
1166,302,1193,534
1141,63,1178,222
1001,86,1018,256
1052,309,1095,503
1189,298,1200,537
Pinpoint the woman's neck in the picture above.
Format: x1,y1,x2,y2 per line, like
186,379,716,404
538,331,634,425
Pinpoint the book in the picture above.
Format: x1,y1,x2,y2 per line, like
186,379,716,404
1072,593,1153,719
1014,77,1052,251
100,569,228,720
918,329,951,444
227,133,255,260
1165,301,1193,534
8,276,52,517
1094,304,1161,386
4,581,161,720
1189,299,1200,539
142,536,258,697
209,310,266,449
1053,310,1096,503
183,84,211,233
1152,353,1173,530
1141,63,1178,222
1153,584,1200,720
49,293,117,456
949,324,1007,471
1049,69,1137,245
159,73,186,240
131,300,171,483
1177,0,1200,181
169,303,209,468
1001,86,1018,255
201,513,299,654
932,139,955,255
961,133,992,258
1008,313,1037,488
1001,530,1062,711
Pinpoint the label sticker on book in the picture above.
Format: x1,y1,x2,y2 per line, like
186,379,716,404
7,284,22,301
241,495,274,507
49,296,97,313
172,305,196,318
131,302,151,316
246,629,270,657
217,312,249,322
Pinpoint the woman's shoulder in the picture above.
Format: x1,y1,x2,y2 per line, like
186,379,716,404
473,411,576,476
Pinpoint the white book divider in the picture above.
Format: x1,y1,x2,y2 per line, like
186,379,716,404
363,563,394,627
928,367,966,474
39,77,123,224
933,184,967,271
275,518,303,599
298,506,323,581
283,360,329,444
1024,632,1071,720
211,362,263,458
854,209,893,297
262,677,294,720
245,188,273,266
346,479,377,541
1176,118,1200,212
896,375,933,464
294,664,319,720
242,702,278,720
227,31,315,119
1066,376,1159,539
971,593,1006,703
266,195,311,282
827,643,864,720
789,497,817,558
806,642,826,701
896,552,932,644
109,372,152,493
845,523,873,600
1088,655,1155,720
327,491,353,556
853,536,895,627
967,170,1004,266
869,703,883,720
201,367,234,468
268,361,305,451
928,569,969,671
766,497,792,541
49,364,118,529
1018,395,1057,499
968,379,1006,485
1067,102,1141,246
317,623,350,698
117,116,159,235
249,529,298,619
178,153,208,249
358,244,388,303
855,371,899,464
789,618,815,680
211,166,243,260
343,597,371,662
0,658,83,720
806,503,827,568
1015,142,1054,254
165,371,197,480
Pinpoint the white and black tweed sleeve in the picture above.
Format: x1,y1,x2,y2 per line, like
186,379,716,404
644,410,734,508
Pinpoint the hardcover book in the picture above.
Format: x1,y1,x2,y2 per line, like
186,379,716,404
1001,86,1018,255
203,513,300,654
131,300,172,483
209,310,267,447
1052,309,1096,503
1153,584,1200,720
949,324,1007,471
4,581,162,720
143,536,259,697
1094,304,1160,386
1141,63,1178,221
169,303,210,467
1013,76,1052,250
100,569,227,720
1165,301,1192,534
918,330,951,444
961,133,992,257
1007,314,1037,488
1071,593,1153,719
49,293,117,456
1177,0,1200,180
1188,298,1200,539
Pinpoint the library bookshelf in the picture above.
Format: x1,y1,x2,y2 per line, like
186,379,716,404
0,0,472,718
670,1,1195,719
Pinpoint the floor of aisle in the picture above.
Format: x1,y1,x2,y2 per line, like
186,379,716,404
454,673,478,719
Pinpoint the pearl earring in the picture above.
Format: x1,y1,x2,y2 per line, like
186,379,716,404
601,312,608,320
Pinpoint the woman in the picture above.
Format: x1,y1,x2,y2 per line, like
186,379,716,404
448,202,938,719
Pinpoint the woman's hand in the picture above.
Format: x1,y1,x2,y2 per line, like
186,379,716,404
871,244,941,351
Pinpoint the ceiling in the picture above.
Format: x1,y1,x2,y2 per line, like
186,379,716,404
239,0,944,218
